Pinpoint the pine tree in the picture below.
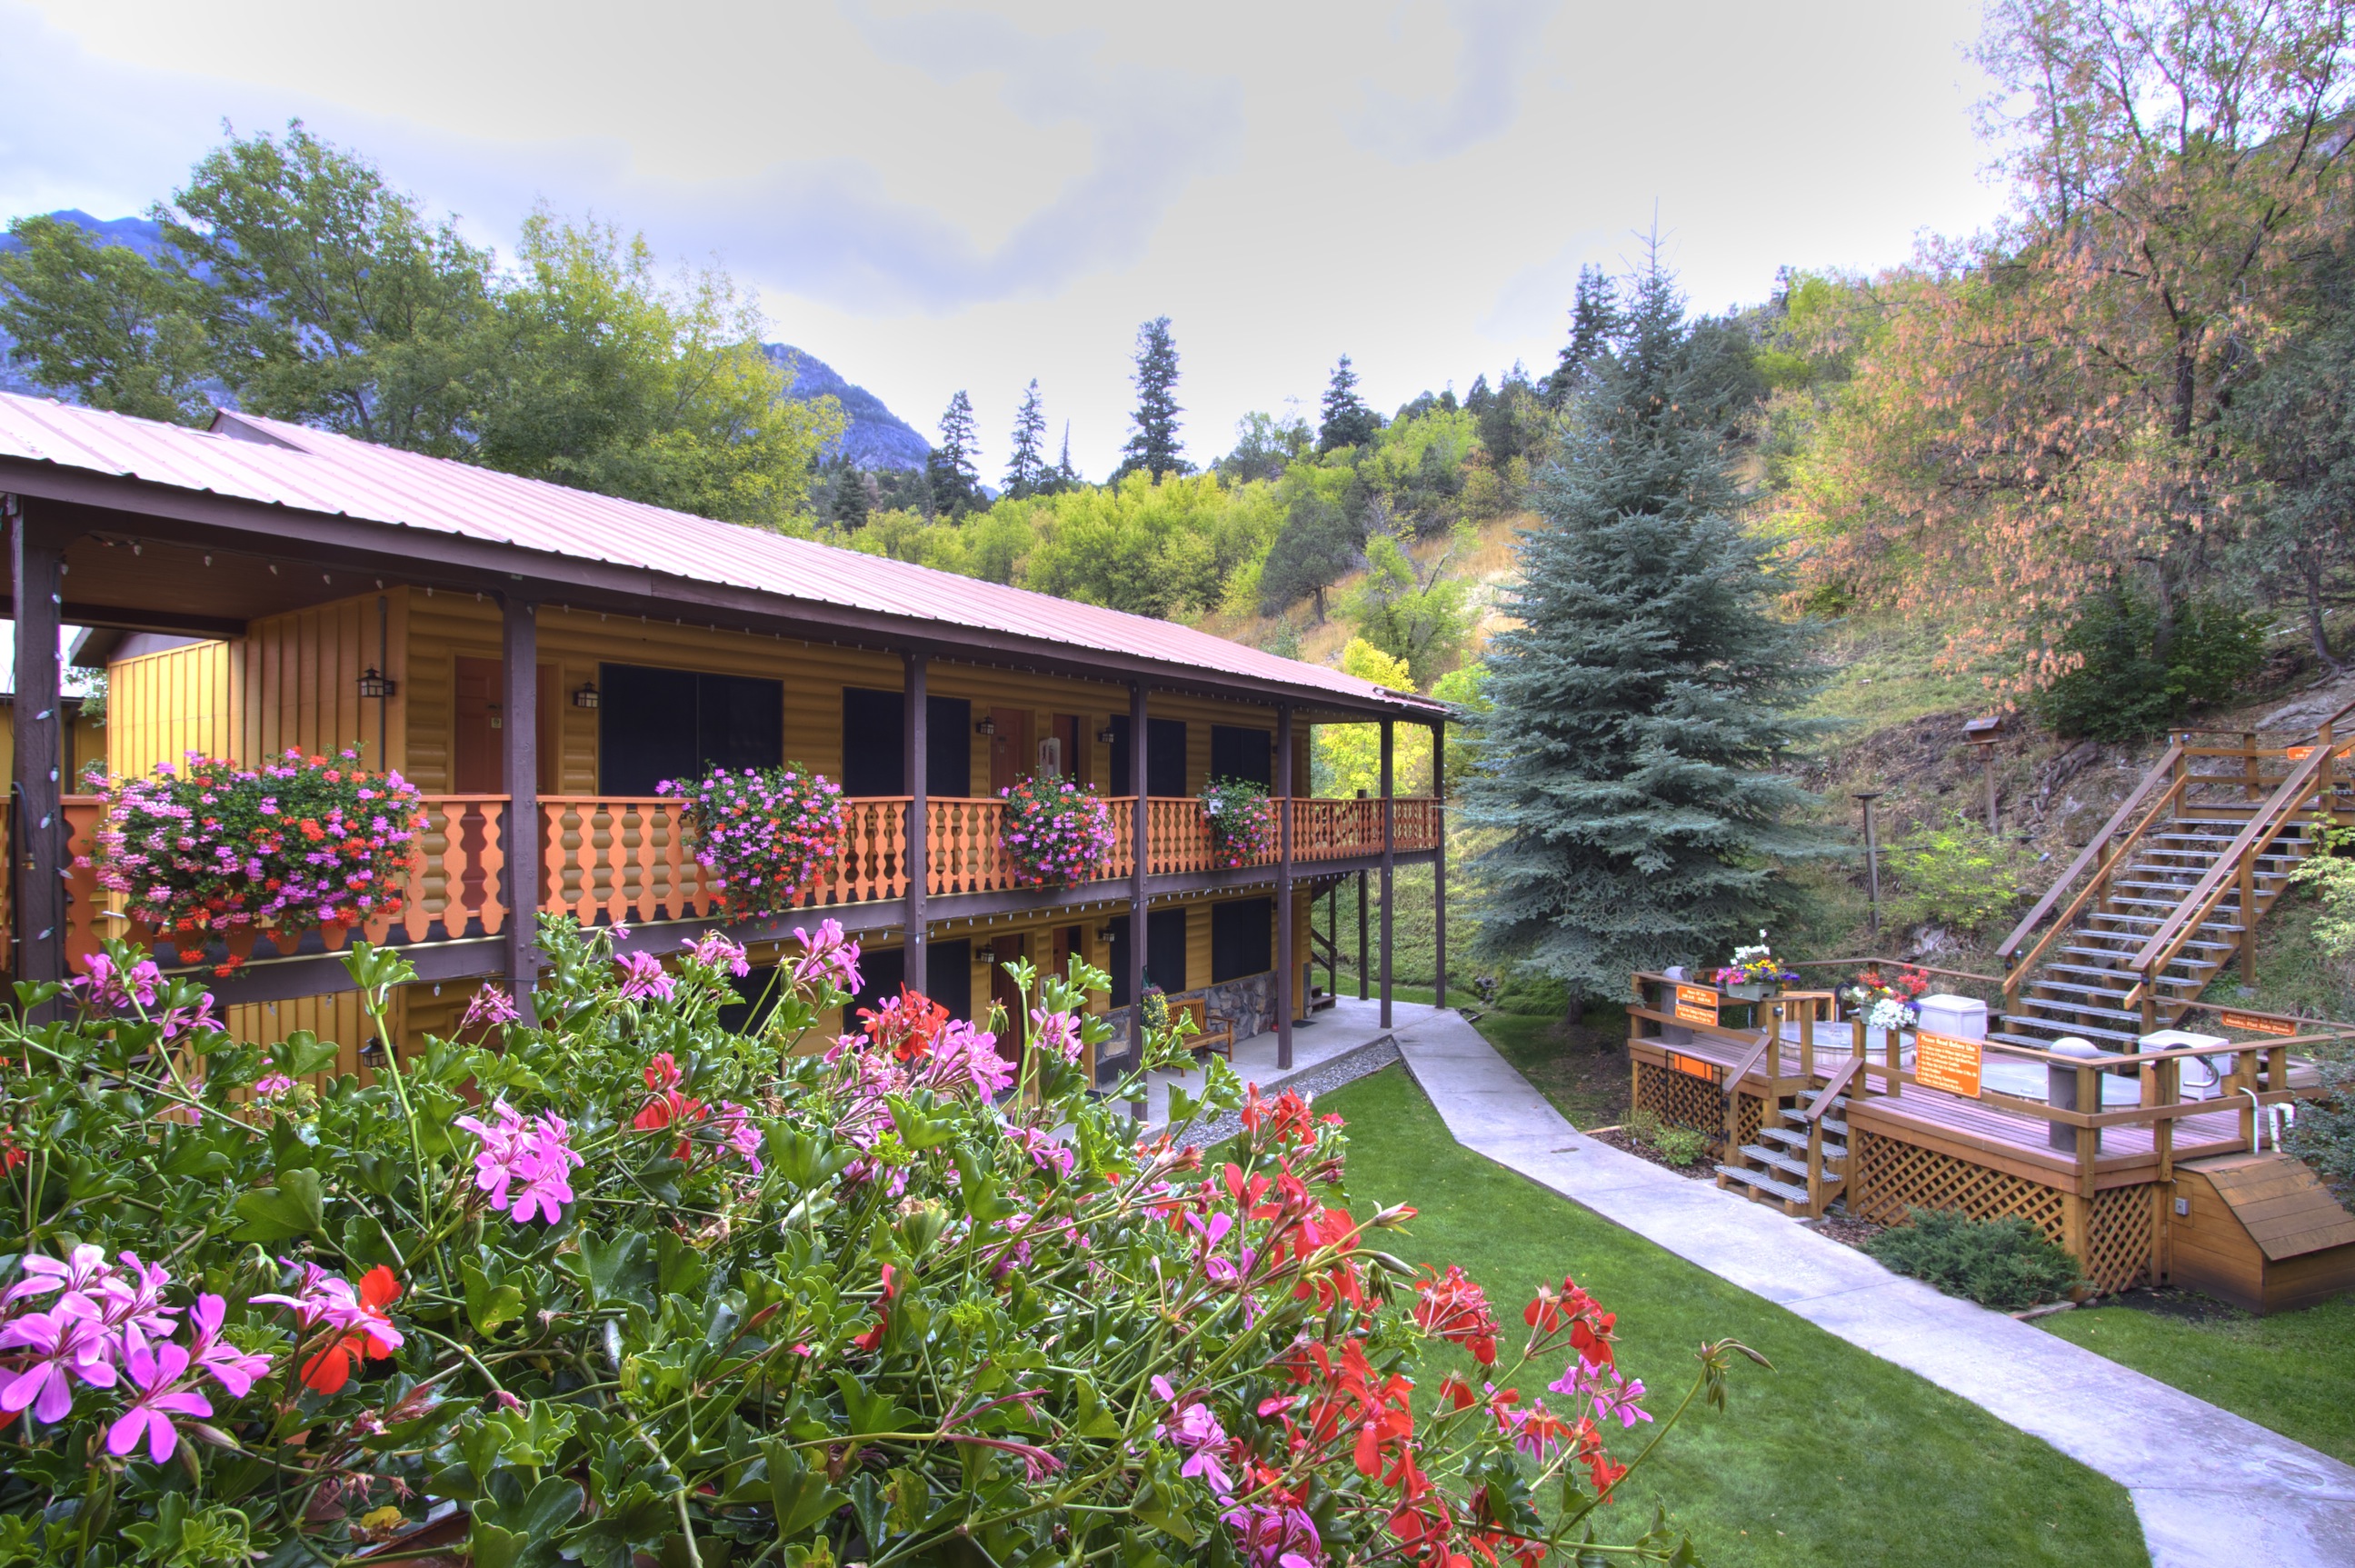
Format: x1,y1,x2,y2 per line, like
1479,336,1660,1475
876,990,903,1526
834,467,873,530
1114,316,1185,481
1461,249,1832,1004
1317,355,1380,452
1542,265,1619,408
927,389,981,516
1055,421,1080,491
1004,379,1048,497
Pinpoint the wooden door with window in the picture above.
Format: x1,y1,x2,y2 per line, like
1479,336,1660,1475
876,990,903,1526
988,707,1032,795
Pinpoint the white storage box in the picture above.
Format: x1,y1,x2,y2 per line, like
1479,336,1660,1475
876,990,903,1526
2137,1028,2233,1100
1916,994,1988,1041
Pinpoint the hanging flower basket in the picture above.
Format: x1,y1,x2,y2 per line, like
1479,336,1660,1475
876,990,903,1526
1001,774,1116,889
664,764,845,921
83,748,423,975
1711,934,1797,1001
1200,776,1276,868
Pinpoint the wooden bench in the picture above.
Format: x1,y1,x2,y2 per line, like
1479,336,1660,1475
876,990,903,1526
1172,996,1235,1059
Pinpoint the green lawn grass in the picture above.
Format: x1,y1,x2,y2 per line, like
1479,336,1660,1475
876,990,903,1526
2036,1294,2355,1463
1322,1065,2148,1567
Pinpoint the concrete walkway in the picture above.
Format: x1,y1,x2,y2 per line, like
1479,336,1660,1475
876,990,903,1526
1380,1004,2355,1568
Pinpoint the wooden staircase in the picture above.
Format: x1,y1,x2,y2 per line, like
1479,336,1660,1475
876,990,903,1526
1999,718,2355,1044
1716,1049,1858,1217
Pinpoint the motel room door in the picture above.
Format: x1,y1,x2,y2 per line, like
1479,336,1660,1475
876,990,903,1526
451,657,559,912
987,707,1033,795
452,656,560,794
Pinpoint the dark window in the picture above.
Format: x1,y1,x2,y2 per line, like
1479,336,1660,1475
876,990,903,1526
1210,724,1272,788
842,688,974,796
1109,715,1188,796
926,939,973,1022
847,945,905,1026
599,663,780,795
1107,909,1191,1005
1212,897,1273,982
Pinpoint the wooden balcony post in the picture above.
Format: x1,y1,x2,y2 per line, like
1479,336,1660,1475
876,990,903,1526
903,652,928,995
1277,703,1295,1070
500,594,540,1022
1432,717,1447,1011
1128,681,1149,1065
1380,719,1394,1028
2243,729,2259,801
9,501,65,990
1357,864,1369,1001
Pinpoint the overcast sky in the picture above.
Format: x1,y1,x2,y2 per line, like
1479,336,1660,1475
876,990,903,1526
2,0,2009,479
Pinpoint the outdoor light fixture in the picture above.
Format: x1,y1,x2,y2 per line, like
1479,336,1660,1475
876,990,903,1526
574,681,601,710
975,716,998,736
1096,724,1117,744
1096,924,1115,943
356,667,396,700
976,942,997,964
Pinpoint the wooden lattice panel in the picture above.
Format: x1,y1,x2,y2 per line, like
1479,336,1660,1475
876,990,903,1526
1848,1131,2070,1242
1633,1060,1723,1140
2085,1183,2154,1295
1733,1091,1763,1152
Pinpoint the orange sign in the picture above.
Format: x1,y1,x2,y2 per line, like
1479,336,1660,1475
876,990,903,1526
2220,1011,2298,1038
1672,984,1719,1028
1665,1051,1717,1081
1915,1030,1983,1098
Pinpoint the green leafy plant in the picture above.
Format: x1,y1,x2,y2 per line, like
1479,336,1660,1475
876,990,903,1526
1652,1125,1711,1168
2031,590,2265,741
0,917,1752,1565
1863,1208,2083,1310
1885,816,2031,934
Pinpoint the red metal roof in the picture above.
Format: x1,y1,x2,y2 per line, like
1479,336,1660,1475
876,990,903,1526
0,393,1435,714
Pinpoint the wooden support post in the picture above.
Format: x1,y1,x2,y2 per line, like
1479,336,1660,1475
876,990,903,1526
1276,702,1295,1071
2239,846,2257,987
10,502,65,991
903,652,928,996
2243,729,2259,802
1379,719,1394,1029
501,594,540,1022
1356,866,1368,1001
1128,682,1149,1065
2074,1063,2099,1193
1432,717,1446,1010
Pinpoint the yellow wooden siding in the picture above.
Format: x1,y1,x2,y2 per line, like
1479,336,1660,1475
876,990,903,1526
224,988,404,1081
0,709,108,788
241,594,405,774
105,640,237,779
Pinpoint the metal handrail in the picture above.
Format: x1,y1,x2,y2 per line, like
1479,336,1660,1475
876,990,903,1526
2129,744,2330,989
1996,739,2185,963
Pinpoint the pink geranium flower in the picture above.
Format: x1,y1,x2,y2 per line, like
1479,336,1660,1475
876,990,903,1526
0,1301,118,1423
106,1342,213,1463
454,1100,584,1225
186,1293,275,1398
615,950,675,1004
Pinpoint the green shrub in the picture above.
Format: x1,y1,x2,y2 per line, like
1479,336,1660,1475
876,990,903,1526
1654,1124,1711,1167
2032,590,2265,741
1885,816,2031,933
1623,1104,1663,1144
1863,1208,2083,1309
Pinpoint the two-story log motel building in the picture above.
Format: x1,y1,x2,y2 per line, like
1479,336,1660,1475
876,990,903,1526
0,393,1447,1072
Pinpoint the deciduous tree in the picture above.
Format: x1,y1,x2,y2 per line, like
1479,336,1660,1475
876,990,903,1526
0,215,214,424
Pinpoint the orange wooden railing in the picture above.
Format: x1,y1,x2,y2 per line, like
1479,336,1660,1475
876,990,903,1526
33,792,1446,973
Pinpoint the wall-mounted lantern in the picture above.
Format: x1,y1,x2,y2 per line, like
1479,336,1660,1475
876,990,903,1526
356,666,396,700
1096,724,1118,744
976,941,998,965
573,681,601,710
975,715,998,736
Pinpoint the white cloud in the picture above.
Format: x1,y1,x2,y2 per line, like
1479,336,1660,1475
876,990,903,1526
1,0,2006,477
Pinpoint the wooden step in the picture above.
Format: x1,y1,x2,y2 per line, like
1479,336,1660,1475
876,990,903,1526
1991,1022,2142,1050
1737,1144,1817,1181
1758,1125,1846,1159
2042,962,2201,990
1714,1164,1812,1208
2021,994,2143,1024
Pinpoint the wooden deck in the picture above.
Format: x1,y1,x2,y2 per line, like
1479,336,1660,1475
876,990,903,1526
1623,973,2340,1295
1627,1014,2252,1185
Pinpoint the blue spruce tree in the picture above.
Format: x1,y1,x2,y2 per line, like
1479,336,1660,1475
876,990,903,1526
1461,249,1832,1004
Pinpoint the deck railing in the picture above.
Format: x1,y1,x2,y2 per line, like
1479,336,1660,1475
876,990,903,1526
40,791,1442,968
